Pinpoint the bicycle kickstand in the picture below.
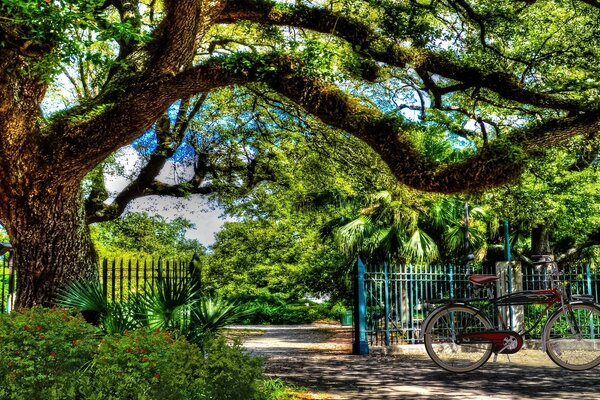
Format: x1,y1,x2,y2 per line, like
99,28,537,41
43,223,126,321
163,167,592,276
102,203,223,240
492,350,511,364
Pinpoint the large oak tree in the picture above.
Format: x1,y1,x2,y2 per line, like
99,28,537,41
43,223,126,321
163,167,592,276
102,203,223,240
1,0,599,308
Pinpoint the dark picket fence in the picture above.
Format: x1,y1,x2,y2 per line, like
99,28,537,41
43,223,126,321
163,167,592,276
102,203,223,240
0,256,194,314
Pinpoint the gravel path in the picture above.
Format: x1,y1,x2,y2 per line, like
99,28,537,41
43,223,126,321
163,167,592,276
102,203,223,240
231,325,600,400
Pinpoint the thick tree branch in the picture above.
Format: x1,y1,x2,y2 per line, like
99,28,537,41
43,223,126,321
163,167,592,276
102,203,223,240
86,95,208,223
47,53,293,184
147,0,228,76
219,0,588,112
265,74,600,193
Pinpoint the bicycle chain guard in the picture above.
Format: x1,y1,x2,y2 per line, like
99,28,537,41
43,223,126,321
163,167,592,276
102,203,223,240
459,330,523,354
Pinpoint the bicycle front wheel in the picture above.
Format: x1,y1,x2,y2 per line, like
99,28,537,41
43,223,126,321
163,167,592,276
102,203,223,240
544,303,600,371
424,305,493,373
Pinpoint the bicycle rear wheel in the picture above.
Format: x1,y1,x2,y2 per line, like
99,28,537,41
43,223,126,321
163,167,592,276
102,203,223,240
424,305,493,373
544,303,600,371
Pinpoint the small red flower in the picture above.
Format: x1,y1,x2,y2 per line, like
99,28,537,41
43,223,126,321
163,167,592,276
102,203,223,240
142,356,149,362
71,339,78,347
126,347,133,353
154,373,160,380
52,305,57,310
50,351,57,358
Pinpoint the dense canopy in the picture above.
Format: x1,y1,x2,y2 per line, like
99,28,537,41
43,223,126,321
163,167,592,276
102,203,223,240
0,0,599,307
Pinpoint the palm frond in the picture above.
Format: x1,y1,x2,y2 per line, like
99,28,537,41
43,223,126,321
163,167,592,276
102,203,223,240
337,216,372,255
103,302,138,335
55,279,109,325
404,228,440,263
190,296,251,342
133,279,200,331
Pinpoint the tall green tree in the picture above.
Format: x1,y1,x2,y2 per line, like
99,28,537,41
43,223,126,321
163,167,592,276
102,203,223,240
481,144,600,262
91,212,205,259
1,0,600,307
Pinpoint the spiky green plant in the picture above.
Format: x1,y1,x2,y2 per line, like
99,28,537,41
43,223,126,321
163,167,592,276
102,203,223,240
132,278,200,332
189,296,250,342
102,302,138,335
55,279,109,325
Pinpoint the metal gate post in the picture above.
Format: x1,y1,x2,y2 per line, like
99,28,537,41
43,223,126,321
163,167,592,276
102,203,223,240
353,257,369,355
504,220,513,329
383,262,390,346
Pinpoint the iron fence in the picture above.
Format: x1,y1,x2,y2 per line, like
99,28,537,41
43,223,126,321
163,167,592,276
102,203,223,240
1,255,12,314
0,256,192,314
364,262,599,346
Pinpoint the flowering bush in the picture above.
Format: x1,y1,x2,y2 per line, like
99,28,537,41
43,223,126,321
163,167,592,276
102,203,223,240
0,307,271,399
81,329,208,400
0,306,97,399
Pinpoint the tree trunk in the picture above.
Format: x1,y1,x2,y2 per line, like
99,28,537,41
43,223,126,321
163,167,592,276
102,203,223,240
0,50,99,309
3,185,98,309
531,225,551,256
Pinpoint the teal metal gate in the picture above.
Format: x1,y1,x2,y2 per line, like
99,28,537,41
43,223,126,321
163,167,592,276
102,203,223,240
360,260,599,347
363,262,476,345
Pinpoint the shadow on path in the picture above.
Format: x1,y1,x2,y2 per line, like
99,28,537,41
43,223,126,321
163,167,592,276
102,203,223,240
236,325,600,400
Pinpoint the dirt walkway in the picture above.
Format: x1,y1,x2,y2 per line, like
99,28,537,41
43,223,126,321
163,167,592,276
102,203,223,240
232,325,600,400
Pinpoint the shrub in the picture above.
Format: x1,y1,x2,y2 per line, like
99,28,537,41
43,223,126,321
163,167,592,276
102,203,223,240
200,336,265,400
0,307,270,400
0,306,98,400
237,293,333,324
81,329,207,400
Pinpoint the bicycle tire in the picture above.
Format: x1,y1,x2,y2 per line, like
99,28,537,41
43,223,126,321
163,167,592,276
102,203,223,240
544,302,600,371
424,305,493,373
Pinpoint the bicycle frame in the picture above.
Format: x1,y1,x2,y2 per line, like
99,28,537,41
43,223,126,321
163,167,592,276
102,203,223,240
423,257,600,371
422,288,563,336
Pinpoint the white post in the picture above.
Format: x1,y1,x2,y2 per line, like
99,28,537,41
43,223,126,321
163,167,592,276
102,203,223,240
496,261,523,332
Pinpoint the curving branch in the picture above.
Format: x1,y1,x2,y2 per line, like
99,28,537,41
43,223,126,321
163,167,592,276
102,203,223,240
218,0,588,112
46,53,294,182
264,73,600,193
86,94,208,223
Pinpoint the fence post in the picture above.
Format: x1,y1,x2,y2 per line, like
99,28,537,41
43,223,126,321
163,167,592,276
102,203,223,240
496,261,523,332
353,257,369,355
587,264,593,297
102,259,108,300
504,220,513,328
189,252,202,291
449,263,454,300
383,262,390,346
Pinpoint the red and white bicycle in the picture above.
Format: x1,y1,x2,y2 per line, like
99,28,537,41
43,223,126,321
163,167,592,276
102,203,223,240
422,255,600,372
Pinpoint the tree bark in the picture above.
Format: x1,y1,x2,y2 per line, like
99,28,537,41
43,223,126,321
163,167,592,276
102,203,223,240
0,50,97,308
531,225,551,256
4,185,97,309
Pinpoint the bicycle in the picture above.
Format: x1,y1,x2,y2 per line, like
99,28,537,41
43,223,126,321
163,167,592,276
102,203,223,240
421,255,600,372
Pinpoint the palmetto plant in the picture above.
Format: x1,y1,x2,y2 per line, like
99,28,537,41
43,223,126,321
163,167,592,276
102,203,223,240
56,278,249,342
56,280,110,325
336,191,440,265
188,297,251,343
131,278,200,332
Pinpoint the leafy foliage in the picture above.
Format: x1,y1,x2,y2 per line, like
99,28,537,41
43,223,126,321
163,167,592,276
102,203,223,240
91,213,205,259
56,278,249,342
0,307,272,400
0,307,98,400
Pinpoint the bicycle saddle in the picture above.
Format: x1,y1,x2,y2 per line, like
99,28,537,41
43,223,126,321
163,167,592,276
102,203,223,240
468,275,498,285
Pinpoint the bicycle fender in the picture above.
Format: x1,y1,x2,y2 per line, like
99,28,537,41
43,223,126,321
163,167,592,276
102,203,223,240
541,301,600,353
420,303,480,339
